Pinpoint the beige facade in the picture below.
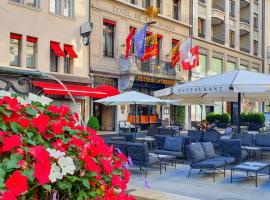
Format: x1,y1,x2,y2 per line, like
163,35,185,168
264,0,270,74
90,0,190,130
0,0,91,119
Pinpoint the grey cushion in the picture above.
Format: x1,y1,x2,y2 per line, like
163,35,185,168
187,143,206,163
154,150,183,158
210,156,235,165
191,159,225,169
164,136,183,151
201,142,216,159
148,155,160,165
255,134,270,147
202,131,220,143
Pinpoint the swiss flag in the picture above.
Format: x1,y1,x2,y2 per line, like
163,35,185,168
181,46,199,70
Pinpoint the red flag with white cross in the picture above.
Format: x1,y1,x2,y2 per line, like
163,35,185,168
181,46,199,70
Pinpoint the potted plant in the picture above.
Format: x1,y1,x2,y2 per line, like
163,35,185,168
87,116,100,131
0,92,134,200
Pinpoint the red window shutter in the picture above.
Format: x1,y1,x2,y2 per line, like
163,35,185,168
64,44,78,58
103,19,116,26
10,33,22,40
172,39,179,44
157,34,163,39
146,31,153,35
50,41,65,57
27,36,38,43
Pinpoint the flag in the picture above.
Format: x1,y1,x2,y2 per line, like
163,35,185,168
182,46,199,70
180,38,192,61
171,41,180,67
133,24,147,59
125,27,135,60
141,34,158,61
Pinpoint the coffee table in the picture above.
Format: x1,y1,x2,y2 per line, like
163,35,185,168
149,153,177,174
136,136,156,150
241,146,262,160
231,162,270,187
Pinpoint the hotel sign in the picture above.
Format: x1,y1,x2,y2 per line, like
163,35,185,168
174,86,229,94
135,75,176,86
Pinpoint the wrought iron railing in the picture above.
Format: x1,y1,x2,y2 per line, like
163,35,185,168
119,55,176,76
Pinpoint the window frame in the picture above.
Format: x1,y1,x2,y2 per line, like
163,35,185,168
103,19,116,58
173,0,181,21
26,36,38,69
49,0,74,18
64,50,73,74
10,33,22,67
198,17,205,38
9,0,40,9
50,48,59,72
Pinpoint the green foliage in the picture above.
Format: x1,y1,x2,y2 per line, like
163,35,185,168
176,106,185,126
87,116,100,131
240,112,265,125
206,113,231,124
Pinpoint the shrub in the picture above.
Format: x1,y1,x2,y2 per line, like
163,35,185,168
240,113,265,125
87,116,100,131
0,92,133,200
176,106,185,126
206,113,231,125
206,112,216,124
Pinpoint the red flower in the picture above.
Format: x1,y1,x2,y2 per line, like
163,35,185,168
100,159,113,175
15,148,25,155
69,136,85,149
51,121,64,134
0,131,10,137
84,156,101,179
5,171,28,196
34,162,50,185
47,105,60,113
114,160,122,169
1,191,17,200
31,114,50,134
4,97,19,112
19,117,30,128
52,139,68,152
18,160,27,170
111,175,122,187
2,135,21,152
59,104,70,117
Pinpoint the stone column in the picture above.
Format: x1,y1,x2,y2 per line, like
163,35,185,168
235,0,240,50
205,0,212,41
250,0,254,55
193,0,199,37
224,0,230,47
206,49,212,75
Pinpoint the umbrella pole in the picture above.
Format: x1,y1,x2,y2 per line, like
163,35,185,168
135,103,137,139
238,93,241,133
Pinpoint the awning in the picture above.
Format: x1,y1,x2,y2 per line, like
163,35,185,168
32,81,120,99
50,42,65,57
64,45,78,58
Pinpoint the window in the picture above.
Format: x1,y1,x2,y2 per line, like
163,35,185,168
239,65,248,70
227,61,236,71
253,40,258,56
130,0,136,4
50,41,65,72
229,30,235,48
50,0,73,18
198,18,205,38
211,57,222,75
173,0,181,20
157,0,162,14
26,36,37,68
193,54,207,75
157,35,162,63
129,26,137,54
229,0,235,17
10,0,40,8
63,44,77,74
254,13,258,29
10,33,22,67
103,19,115,58
143,0,151,8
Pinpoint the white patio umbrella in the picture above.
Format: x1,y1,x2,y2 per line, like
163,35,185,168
95,91,169,133
154,70,270,132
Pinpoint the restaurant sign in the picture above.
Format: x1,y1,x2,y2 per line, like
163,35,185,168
174,85,230,94
135,75,176,86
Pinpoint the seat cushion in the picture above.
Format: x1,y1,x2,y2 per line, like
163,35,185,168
209,156,235,165
154,150,183,158
164,136,183,151
191,159,225,169
201,142,216,159
255,134,270,147
147,155,160,165
187,143,206,163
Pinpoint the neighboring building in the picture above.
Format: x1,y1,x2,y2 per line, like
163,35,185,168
190,0,264,123
90,0,190,131
0,0,91,119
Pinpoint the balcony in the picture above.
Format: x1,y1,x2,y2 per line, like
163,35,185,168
212,37,225,45
212,10,225,25
240,18,250,24
119,55,176,77
240,47,250,53
212,4,224,12
240,22,250,36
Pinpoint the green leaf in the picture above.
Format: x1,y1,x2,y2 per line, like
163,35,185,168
37,106,45,112
42,184,52,191
10,122,22,133
85,171,97,178
77,191,88,200
6,154,21,171
81,177,90,189
25,139,36,146
0,117,7,131
67,176,78,183
26,107,37,116
58,181,72,190
22,170,34,182
0,177,5,189
0,165,6,178
0,108,12,117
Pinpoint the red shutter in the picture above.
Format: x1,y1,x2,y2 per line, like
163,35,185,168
27,36,38,43
103,19,116,26
10,33,22,40
172,39,179,44
64,44,78,58
157,34,163,39
50,41,65,57
146,31,153,35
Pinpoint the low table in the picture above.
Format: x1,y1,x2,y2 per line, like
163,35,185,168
241,146,262,160
149,153,177,174
231,162,270,187
136,136,156,150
